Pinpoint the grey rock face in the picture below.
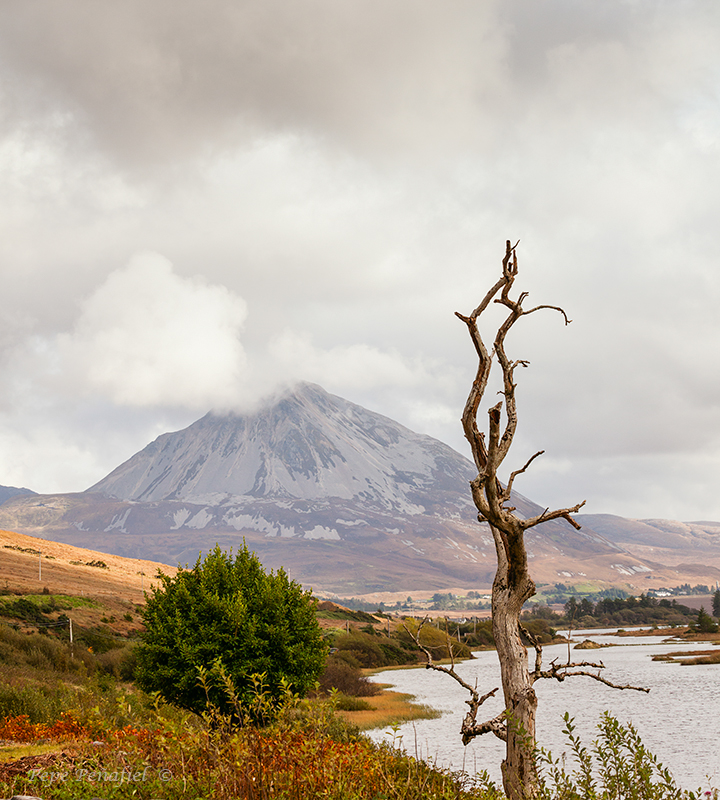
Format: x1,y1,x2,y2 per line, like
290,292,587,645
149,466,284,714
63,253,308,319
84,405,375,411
88,382,477,516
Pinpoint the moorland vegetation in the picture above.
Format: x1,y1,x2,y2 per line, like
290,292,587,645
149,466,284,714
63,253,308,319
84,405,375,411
0,567,717,798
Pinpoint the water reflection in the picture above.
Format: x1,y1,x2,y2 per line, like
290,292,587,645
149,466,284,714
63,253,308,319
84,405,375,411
367,634,720,790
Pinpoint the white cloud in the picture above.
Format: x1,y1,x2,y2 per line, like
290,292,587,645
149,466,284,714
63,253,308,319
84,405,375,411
58,253,249,408
268,329,430,392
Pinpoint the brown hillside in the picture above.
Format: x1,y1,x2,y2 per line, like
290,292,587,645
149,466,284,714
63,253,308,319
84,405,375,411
0,528,177,603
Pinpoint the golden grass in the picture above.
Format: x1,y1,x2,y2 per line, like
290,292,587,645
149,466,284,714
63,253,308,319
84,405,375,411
0,528,176,601
335,687,441,731
0,742,62,762
652,648,720,665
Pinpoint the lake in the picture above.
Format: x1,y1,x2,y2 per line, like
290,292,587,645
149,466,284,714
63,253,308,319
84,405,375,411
367,630,720,791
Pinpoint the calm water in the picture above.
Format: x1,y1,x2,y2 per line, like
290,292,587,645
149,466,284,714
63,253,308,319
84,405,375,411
367,632,720,790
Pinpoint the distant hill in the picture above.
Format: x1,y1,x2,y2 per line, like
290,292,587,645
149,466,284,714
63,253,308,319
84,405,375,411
1,383,719,594
0,485,36,505
576,514,720,582
0,527,176,602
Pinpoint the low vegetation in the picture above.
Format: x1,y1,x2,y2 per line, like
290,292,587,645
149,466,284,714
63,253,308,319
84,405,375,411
0,576,715,798
653,648,720,666
0,642,709,800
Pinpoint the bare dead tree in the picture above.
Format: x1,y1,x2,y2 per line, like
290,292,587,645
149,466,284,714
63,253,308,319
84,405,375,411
407,242,648,800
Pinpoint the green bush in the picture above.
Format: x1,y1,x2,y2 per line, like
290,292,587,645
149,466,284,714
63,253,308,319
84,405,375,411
696,607,718,633
0,682,72,723
333,693,373,711
397,619,473,660
523,618,556,644
96,644,137,680
0,624,78,672
331,629,418,669
135,544,327,717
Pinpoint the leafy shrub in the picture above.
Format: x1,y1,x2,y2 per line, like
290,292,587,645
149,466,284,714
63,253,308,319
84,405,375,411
522,618,556,644
0,624,78,672
397,619,473,660
332,631,386,667
96,643,137,679
463,619,495,647
333,693,373,711
538,712,709,800
135,544,327,717
0,683,71,723
695,607,718,633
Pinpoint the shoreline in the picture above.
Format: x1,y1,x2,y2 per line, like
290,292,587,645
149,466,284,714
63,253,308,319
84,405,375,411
334,686,441,731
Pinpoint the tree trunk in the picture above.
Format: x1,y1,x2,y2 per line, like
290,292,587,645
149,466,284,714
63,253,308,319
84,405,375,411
491,523,538,799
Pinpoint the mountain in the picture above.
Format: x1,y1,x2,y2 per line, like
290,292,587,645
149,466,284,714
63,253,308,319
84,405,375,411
0,485,36,505
89,381,478,514
576,514,720,581
1,383,718,593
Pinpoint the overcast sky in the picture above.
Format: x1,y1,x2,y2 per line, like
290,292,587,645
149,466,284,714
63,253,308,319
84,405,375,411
1,1,719,521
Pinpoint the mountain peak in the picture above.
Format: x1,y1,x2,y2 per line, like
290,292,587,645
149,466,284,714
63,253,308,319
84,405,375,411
5,384,701,593
88,383,476,512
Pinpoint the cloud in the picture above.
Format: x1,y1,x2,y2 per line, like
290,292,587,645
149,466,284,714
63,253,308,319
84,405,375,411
58,252,249,408
0,1,506,169
268,329,429,392
0,2,719,520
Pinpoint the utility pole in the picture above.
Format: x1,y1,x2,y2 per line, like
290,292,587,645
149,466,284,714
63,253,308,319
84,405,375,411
38,551,42,581
69,617,74,659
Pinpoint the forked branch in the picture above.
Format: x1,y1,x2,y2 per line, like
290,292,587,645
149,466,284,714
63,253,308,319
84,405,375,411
519,500,587,532
536,658,650,693
402,617,506,743
503,450,545,503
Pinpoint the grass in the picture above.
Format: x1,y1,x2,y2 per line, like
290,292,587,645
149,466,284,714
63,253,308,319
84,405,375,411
0,742,63,762
0,696,489,800
0,641,712,799
0,594,100,610
333,693,373,711
0,594,100,609
335,687,442,731
0,688,710,800
0,573,713,800
653,648,720,665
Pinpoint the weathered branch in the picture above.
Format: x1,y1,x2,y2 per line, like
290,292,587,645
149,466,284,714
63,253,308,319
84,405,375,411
462,709,508,744
458,240,583,535
520,623,543,677
519,500,587,531
535,658,649,693
521,303,572,325
402,617,507,743
503,451,545,502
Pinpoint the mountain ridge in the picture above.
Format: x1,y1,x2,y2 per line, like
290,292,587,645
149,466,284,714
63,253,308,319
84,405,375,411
1,383,719,593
